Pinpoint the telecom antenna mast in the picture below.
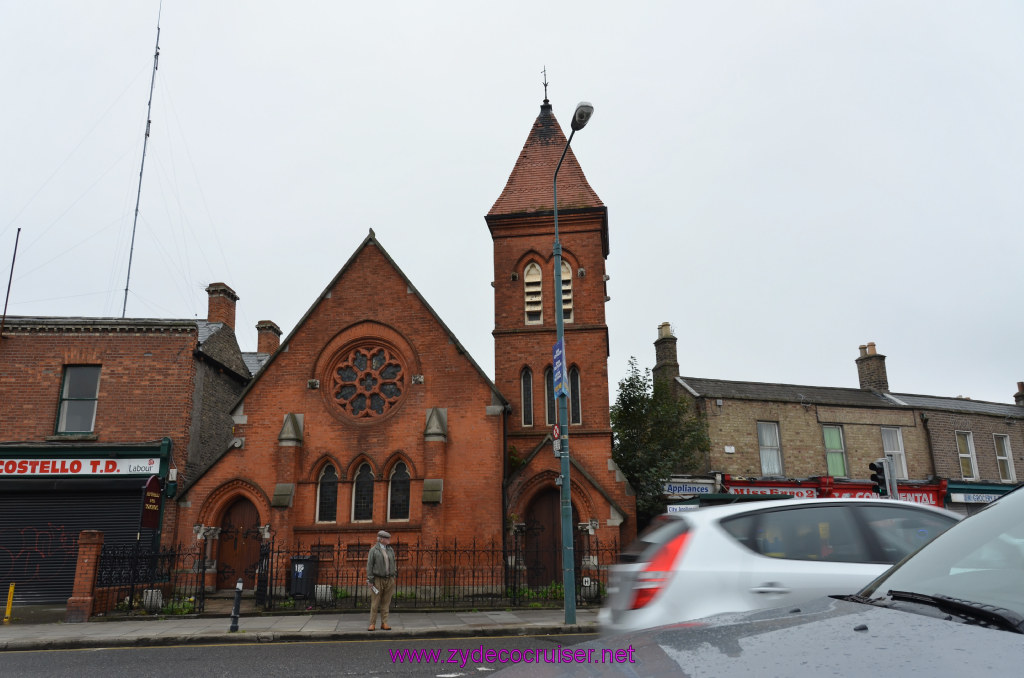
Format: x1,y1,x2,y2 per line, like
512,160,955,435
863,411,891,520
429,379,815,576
122,4,162,317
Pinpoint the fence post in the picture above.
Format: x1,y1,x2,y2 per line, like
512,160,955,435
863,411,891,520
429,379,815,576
66,530,104,623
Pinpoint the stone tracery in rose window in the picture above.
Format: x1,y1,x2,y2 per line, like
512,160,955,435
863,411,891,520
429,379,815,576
331,345,406,418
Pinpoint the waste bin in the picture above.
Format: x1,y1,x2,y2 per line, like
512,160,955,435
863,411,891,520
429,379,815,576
290,556,318,600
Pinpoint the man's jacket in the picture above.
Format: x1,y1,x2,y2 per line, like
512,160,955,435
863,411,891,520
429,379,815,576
366,542,397,579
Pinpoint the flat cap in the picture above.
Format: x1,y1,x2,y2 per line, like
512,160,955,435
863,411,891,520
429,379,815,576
378,530,391,539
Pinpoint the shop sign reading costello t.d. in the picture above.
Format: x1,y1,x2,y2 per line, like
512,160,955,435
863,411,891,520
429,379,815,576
0,457,159,476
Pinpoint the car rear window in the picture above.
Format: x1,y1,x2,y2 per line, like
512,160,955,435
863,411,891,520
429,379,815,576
722,505,871,562
619,515,689,564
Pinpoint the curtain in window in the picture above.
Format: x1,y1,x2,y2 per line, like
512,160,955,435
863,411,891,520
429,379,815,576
823,426,846,477
757,422,782,475
317,465,338,522
956,432,976,479
389,462,410,520
353,464,374,520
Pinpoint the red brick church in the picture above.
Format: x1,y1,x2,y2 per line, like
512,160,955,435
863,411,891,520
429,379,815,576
173,99,635,588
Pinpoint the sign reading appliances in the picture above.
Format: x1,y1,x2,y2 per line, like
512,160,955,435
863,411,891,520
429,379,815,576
0,458,159,476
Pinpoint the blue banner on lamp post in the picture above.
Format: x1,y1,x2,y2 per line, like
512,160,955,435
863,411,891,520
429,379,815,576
552,339,569,397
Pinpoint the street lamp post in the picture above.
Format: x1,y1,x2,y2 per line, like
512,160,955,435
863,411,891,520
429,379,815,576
552,100,593,625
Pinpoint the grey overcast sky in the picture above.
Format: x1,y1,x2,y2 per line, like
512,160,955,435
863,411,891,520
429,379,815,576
2,1,1022,405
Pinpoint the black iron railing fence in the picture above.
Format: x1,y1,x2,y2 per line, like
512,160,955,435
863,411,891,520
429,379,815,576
90,535,618,615
255,535,618,612
93,542,207,616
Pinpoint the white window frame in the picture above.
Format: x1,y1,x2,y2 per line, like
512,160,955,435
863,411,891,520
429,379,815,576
560,260,573,323
881,427,908,479
994,433,1016,482
57,365,101,434
955,431,978,481
524,262,543,325
757,421,783,476
822,425,848,477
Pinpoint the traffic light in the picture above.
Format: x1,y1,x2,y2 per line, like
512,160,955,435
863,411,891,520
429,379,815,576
869,458,889,496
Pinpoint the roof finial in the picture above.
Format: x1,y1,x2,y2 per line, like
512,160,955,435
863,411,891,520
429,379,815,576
542,65,549,103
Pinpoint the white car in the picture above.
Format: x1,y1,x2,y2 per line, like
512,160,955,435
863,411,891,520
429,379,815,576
600,498,959,632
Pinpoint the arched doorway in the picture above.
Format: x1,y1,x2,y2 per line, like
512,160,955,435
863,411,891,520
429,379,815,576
523,487,578,588
218,497,261,590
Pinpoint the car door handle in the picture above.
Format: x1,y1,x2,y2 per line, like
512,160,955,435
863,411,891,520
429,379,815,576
751,582,791,595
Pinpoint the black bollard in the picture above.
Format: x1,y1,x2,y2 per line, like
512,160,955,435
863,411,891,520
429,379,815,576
229,577,243,632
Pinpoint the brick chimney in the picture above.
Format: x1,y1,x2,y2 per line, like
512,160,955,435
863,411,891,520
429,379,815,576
856,342,889,391
205,283,238,330
1015,382,1024,406
256,320,282,354
653,322,680,385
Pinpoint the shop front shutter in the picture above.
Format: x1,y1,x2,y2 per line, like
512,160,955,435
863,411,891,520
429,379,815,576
0,481,152,604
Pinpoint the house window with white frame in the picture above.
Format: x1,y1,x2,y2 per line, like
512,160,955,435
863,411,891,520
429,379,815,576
524,263,543,325
352,463,374,521
822,425,847,477
757,422,783,476
994,434,1015,482
955,431,978,480
521,367,533,427
316,464,338,522
388,462,410,521
56,365,101,434
881,427,908,479
560,260,573,323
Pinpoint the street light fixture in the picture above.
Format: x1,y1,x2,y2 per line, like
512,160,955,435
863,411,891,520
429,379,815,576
552,100,593,625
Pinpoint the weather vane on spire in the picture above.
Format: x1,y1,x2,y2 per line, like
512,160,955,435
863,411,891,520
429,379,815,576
542,65,549,102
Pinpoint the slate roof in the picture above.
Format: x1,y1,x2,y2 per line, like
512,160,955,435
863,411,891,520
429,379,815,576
487,100,603,216
677,376,894,408
678,376,1024,418
886,392,1024,418
242,352,270,376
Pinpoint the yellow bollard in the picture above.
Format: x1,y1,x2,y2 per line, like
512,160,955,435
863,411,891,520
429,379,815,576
3,583,13,624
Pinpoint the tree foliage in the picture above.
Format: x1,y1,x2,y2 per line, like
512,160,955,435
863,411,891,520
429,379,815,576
611,357,708,527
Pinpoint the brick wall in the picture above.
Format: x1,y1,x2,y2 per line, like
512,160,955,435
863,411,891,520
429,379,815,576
921,409,1024,483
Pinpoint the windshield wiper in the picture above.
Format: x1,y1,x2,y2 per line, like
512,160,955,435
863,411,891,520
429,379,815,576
887,590,1024,634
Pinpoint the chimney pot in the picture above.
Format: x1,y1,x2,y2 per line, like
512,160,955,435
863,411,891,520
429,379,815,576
205,282,238,330
256,320,282,354
856,342,888,391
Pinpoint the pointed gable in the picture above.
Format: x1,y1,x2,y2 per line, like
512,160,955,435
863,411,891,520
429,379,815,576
488,100,604,216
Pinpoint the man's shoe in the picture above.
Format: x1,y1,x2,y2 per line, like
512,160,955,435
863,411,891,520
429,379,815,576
381,624,392,630
368,625,375,631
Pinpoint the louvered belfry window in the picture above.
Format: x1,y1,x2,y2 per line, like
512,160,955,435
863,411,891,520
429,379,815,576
524,263,542,324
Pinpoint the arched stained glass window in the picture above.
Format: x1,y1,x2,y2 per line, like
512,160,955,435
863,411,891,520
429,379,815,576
317,464,338,522
521,367,533,427
545,367,555,426
569,366,581,425
388,462,411,521
353,463,374,521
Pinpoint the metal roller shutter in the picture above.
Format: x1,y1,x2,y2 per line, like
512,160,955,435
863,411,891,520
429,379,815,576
0,481,154,604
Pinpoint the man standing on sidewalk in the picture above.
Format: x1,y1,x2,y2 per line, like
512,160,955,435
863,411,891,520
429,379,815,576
366,530,397,630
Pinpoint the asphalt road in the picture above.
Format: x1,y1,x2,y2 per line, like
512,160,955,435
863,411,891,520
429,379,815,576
2,632,602,677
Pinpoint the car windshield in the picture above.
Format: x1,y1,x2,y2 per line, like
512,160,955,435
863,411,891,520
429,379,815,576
860,487,1024,619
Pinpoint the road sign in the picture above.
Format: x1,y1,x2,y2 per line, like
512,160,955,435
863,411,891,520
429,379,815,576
553,424,560,440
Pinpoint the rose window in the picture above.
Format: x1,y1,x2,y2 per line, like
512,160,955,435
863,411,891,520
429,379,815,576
331,345,406,419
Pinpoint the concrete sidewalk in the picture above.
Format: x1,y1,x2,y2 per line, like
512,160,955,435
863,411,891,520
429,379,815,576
0,608,599,652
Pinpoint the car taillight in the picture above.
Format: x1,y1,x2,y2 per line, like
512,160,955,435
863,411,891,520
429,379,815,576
629,531,690,609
